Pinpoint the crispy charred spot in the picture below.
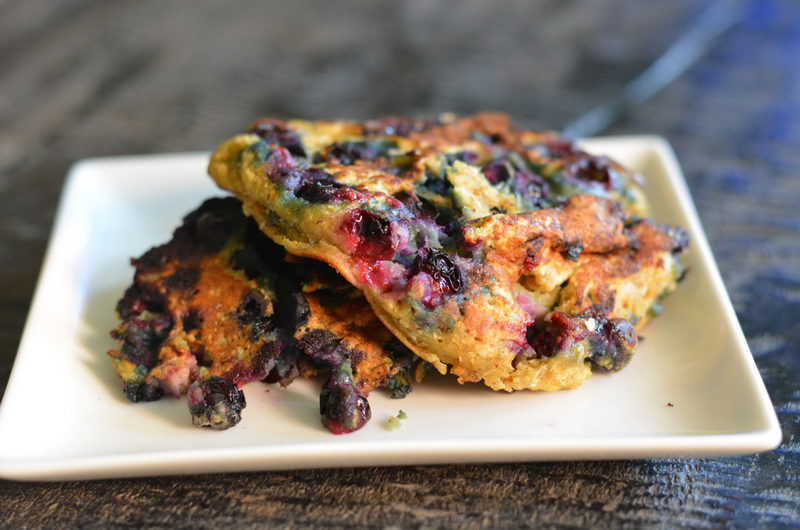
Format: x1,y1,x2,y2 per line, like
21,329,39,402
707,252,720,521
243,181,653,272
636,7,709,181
183,202,243,256
319,361,371,434
237,290,267,324
109,197,296,418
246,339,281,380
236,290,274,339
296,329,344,369
341,209,396,261
130,248,168,273
124,382,163,403
522,236,545,272
250,121,306,157
164,266,199,292
116,284,163,319
412,248,463,294
187,377,246,430
348,347,366,371
182,307,204,332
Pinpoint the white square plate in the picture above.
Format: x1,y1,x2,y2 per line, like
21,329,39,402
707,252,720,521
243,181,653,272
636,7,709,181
0,138,781,481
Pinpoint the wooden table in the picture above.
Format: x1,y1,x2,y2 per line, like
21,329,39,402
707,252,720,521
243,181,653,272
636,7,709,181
1,0,798,526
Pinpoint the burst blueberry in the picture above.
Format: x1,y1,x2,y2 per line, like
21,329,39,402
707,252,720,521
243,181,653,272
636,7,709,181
412,248,463,294
294,169,352,203
319,361,371,434
341,209,396,260
588,317,637,371
187,377,247,430
526,312,588,359
564,155,615,189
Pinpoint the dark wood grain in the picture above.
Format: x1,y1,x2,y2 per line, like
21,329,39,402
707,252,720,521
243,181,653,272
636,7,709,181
1,0,798,527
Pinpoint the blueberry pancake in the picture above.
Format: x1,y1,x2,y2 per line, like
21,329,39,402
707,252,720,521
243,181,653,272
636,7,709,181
208,114,688,392
108,197,425,432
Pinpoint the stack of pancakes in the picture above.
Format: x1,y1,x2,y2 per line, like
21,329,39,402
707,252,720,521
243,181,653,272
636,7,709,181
108,114,688,433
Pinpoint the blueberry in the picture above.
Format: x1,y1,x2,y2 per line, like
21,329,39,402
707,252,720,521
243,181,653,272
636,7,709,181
392,191,439,220
526,312,588,359
482,157,550,208
482,160,513,184
236,290,275,340
412,248,463,294
319,361,371,434
563,241,584,261
269,166,306,188
341,209,396,260
329,141,378,164
187,377,246,430
667,226,691,253
294,169,349,203
250,122,306,157
111,308,173,370
588,317,637,371
564,155,615,189
510,169,550,208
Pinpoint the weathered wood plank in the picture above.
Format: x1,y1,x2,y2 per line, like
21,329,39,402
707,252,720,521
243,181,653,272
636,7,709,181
0,0,797,527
